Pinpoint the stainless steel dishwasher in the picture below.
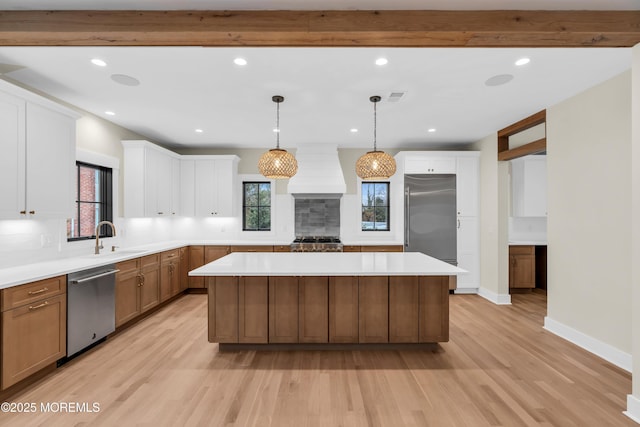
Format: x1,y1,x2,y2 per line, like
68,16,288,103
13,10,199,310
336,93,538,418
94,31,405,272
67,264,118,357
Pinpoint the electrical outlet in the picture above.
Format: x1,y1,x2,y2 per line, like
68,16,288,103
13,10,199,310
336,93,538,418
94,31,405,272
40,234,53,248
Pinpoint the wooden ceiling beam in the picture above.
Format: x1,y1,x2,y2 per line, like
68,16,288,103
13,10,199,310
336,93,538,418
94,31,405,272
0,10,639,47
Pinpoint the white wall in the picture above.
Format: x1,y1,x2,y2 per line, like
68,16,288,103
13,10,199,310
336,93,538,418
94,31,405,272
546,71,632,359
471,134,510,302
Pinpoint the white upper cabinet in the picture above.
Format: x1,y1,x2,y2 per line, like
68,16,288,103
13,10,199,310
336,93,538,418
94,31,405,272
122,140,181,218
511,155,547,217
185,157,238,217
404,156,457,174
0,82,78,220
455,155,479,217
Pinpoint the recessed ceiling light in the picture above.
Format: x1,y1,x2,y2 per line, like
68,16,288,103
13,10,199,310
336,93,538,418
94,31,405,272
195,129,203,133
234,58,247,66
375,58,388,66
91,58,107,67
515,57,531,66
428,128,436,133
350,128,358,133
105,111,115,116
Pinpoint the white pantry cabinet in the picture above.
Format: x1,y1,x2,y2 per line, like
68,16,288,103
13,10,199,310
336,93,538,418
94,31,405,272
404,156,456,174
0,82,79,220
122,140,181,218
180,156,239,217
511,155,547,217
456,216,479,290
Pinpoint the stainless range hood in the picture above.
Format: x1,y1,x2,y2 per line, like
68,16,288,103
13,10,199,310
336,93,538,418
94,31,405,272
287,145,346,195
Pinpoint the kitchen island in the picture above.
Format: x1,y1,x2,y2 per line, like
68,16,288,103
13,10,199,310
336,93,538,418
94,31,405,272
189,252,465,349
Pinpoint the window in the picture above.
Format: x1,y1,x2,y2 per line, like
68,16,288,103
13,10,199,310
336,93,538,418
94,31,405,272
361,182,390,231
67,162,113,241
243,182,271,231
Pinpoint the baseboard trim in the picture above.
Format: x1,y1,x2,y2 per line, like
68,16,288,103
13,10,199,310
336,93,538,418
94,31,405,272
477,287,512,305
543,316,632,372
453,287,478,295
625,394,640,424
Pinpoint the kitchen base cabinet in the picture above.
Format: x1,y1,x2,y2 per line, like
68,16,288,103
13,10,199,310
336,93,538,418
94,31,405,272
179,247,190,292
419,277,449,342
115,255,160,327
268,277,299,343
509,246,536,290
358,276,389,343
208,276,238,343
329,276,359,343
160,249,180,302
299,276,328,343
389,276,419,343
188,246,205,288
360,245,404,252
1,276,67,390
238,277,268,344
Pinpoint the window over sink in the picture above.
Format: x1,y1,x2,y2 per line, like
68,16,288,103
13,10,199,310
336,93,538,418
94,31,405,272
243,181,271,231
67,161,113,241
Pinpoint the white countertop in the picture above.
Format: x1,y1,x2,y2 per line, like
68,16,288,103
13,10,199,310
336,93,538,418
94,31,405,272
508,241,547,246
189,252,466,277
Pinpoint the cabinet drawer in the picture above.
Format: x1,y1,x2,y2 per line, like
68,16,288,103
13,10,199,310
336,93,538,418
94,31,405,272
161,249,180,263
231,245,274,253
509,245,535,255
141,253,160,269
116,258,140,275
360,245,404,252
2,275,66,312
273,245,291,252
342,245,361,252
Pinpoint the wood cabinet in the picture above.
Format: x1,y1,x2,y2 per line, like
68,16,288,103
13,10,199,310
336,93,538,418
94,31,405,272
389,276,419,343
0,82,78,220
122,140,181,218
329,276,359,343
358,276,389,343
268,276,299,343
509,245,536,289
1,276,67,389
299,276,328,343
188,246,205,288
180,156,239,217
208,276,238,343
273,245,291,252
360,245,403,252
238,277,268,344
160,249,180,302
115,254,160,327
230,245,274,253
179,247,190,292
419,276,449,342
342,245,361,252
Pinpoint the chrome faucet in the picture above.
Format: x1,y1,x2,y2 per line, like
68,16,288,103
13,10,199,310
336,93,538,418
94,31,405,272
95,221,117,254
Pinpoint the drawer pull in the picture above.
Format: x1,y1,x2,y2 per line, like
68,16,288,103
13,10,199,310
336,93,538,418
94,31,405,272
28,287,49,295
29,301,49,310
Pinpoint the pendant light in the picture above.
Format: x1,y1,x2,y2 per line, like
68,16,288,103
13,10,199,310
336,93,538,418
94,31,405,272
355,95,397,180
258,95,298,179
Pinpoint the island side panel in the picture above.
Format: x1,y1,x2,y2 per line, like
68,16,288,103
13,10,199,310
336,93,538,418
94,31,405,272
299,276,329,343
268,276,299,343
419,276,450,343
358,276,389,343
238,276,268,344
329,276,359,343
389,276,419,343
208,276,238,343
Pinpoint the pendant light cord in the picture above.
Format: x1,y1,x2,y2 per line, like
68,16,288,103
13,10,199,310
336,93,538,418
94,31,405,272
276,100,280,149
373,100,377,152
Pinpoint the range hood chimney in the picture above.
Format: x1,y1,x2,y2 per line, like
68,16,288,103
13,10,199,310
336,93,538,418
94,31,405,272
287,145,346,195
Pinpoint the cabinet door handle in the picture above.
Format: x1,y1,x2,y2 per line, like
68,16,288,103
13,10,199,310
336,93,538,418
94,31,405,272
29,210,35,215
20,210,26,215
158,212,164,215
28,287,49,295
29,301,49,310
457,219,461,229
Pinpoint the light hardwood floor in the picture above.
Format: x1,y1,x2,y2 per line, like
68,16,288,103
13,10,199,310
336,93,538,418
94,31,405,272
0,292,634,426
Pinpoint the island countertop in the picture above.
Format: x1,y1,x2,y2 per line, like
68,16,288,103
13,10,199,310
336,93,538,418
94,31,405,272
189,252,466,277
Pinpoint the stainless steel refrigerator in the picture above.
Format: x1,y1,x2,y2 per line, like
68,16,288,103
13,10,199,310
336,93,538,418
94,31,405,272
404,174,457,264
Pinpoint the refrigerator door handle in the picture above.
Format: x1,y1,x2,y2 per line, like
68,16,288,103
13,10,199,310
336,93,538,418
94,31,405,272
405,188,410,248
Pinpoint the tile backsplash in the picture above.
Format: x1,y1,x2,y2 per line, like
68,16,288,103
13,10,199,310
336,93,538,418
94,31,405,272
294,196,340,237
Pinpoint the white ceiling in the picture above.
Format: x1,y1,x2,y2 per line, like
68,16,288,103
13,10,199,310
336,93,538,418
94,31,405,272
1,0,639,10
0,46,630,150
0,1,636,150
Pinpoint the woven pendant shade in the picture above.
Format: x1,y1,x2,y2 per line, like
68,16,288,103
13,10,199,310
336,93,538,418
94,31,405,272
355,150,397,180
259,95,297,179
258,148,298,179
355,95,396,180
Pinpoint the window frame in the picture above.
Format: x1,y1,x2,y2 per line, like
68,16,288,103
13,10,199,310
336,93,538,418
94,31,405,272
67,161,114,242
242,181,272,232
360,181,391,232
